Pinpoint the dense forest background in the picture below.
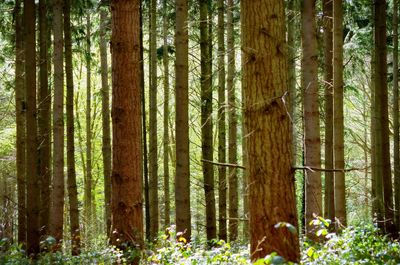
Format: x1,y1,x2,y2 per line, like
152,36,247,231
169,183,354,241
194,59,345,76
0,0,400,264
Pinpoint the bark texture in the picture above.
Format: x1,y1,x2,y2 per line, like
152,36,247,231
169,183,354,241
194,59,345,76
242,0,300,261
394,0,400,233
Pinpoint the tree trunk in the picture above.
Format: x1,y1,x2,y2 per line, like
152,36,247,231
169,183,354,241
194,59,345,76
14,0,26,246
175,0,191,241
323,0,335,222
100,7,112,238
49,0,64,250
65,0,81,254
24,0,40,255
110,0,144,260
149,0,159,239
394,0,400,233
38,0,51,238
227,0,238,242
217,0,227,242
301,0,322,239
242,0,300,261
200,0,216,241
163,0,171,229
85,13,93,230
333,0,346,228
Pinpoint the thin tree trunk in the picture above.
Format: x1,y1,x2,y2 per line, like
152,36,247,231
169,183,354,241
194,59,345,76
242,0,300,261
175,0,191,241
227,0,238,242
100,7,112,237
14,0,26,246
217,0,227,242
85,13,93,229
323,0,335,222
163,0,171,229
110,1,144,261
301,0,322,239
49,0,64,250
149,0,159,239
24,0,40,255
394,0,400,234
333,0,346,228
200,0,216,241
65,0,81,254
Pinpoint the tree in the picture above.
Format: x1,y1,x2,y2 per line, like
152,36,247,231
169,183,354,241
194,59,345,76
100,6,111,237
242,0,300,261
323,0,335,222
24,0,40,255
110,0,144,260
301,0,322,238
65,0,81,254
227,0,238,242
333,0,346,228
200,0,216,241
175,0,191,241
394,0,400,233
217,0,227,242
149,0,159,239
14,0,26,246
49,0,64,249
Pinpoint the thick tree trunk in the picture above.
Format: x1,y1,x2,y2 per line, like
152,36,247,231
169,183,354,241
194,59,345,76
100,7,112,237
301,0,322,239
85,13,93,229
110,1,144,261
175,0,191,241
227,0,238,242
50,0,64,250
394,0,400,233
333,0,346,228
24,0,40,255
163,0,171,229
217,0,227,242
200,0,216,241
242,0,300,261
323,0,335,222
149,0,159,239
65,0,81,254
14,0,26,246
38,0,51,238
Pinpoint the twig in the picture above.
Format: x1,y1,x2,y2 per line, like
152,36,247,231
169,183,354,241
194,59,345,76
292,166,368,173
201,159,245,169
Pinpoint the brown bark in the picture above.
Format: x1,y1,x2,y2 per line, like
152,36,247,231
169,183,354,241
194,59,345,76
227,0,238,242
242,0,300,261
163,0,171,228
301,0,322,239
49,0,64,249
110,0,144,260
323,0,335,222
333,0,346,228
217,0,227,242
149,0,159,239
65,0,81,254
14,0,26,246
200,0,216,241
175,0,191,241
24,0,40,256
394,0,400,233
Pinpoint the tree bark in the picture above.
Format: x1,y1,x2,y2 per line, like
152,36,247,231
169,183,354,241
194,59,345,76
301,0,322,239
65,0,81,254
110,1,144,260
149,0,159,239
323,0,335,222
175,0,191,241
163,0,171,229
100,7,112,238
14,0,26,246
24,0,40,255
394,0,400,233
242,0,300,261
49,0,64,250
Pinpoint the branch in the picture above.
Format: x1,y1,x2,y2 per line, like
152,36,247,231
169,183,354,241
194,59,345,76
201,159,245,169
292,166,368,173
